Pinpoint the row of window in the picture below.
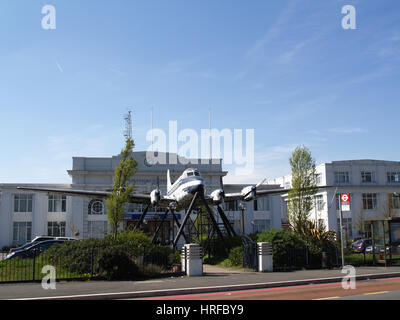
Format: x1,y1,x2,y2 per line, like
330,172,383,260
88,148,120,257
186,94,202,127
334,193,400,210
12,221,108,246
334,171,400,184
14,194,67,213
13,195,107,215
224,198,271,212
308,193,400,212
12,221,66,245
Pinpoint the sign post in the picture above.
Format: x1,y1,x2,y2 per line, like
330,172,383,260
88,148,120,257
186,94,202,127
340,193,350,268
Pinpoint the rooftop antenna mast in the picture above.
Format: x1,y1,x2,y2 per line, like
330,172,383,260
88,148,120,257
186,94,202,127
209,108,212,162
151,107,154,153
124,109,133,140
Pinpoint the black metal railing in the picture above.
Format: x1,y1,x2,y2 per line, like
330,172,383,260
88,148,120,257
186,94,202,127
272,245,339,271
0,246,176,283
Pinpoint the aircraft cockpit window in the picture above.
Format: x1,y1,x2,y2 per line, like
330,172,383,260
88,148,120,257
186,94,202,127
194,172,200,176
187,172,194,176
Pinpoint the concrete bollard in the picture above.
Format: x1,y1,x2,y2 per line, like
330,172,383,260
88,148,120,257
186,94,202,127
181,244,203,276
257,242,273,272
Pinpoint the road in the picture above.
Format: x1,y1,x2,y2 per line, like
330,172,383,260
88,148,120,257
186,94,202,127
136,277,400,300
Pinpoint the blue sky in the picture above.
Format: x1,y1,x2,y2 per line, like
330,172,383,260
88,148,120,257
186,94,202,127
0,0,399,184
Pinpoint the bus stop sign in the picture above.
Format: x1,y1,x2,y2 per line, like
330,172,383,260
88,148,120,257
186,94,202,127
340,193,350,211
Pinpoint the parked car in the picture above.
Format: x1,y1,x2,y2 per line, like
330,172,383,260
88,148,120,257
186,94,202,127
365,245,391,254
351,239,372,253
8,236,77,255
5,239,73,260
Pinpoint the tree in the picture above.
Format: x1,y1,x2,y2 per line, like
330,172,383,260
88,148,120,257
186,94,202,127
381,193,396,219
106,138,138,239
354,205,366,238
287,145,318,239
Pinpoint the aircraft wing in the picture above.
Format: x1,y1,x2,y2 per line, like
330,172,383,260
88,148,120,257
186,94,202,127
223,188,290,203
222,185,332,203
16,187,154,205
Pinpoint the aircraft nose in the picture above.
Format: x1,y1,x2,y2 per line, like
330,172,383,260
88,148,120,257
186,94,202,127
186,180,204,195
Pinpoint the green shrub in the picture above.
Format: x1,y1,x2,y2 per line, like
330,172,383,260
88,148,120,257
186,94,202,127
219,258,232,267
200,235,242,260
43,231,170,279
95,247,140,280
228,246,243,266
256,229,306,270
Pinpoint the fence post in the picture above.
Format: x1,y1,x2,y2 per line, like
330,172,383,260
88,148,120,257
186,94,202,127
90,248,94,279
142,247,145,274
305,246,309,268
32,249,36,281
335,246,339,267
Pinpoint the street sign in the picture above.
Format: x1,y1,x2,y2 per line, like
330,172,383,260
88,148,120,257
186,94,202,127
340,193,350,211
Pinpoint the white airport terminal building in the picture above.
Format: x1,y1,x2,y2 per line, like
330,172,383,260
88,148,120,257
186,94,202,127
268,159,400,241
1,153,400,250
0,152,282,249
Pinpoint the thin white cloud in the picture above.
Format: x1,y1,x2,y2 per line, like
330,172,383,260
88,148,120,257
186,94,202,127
55,59,63,73
245,0,300,59
328,128,368,134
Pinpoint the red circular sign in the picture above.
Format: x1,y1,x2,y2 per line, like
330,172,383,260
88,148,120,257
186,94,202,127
341,194,350,203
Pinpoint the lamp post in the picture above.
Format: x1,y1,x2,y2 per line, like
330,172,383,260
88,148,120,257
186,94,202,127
239,202,246,236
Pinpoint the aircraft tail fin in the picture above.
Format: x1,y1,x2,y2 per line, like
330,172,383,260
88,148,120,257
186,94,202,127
167,170,172,193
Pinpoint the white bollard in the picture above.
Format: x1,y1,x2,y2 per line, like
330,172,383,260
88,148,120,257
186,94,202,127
182,244,203,276
181,246,186,273
257,242,273,272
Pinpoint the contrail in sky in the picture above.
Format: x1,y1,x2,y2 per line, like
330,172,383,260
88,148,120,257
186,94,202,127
55,59,63,73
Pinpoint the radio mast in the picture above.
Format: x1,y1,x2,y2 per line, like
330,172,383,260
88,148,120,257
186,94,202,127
124,109,133,140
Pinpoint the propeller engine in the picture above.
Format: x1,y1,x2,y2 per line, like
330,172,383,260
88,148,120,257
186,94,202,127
150,176,161,206
210,189,225,205
241,178,266,202
150,189,161,206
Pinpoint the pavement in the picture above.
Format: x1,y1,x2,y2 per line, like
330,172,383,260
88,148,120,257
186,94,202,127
2,265,400,300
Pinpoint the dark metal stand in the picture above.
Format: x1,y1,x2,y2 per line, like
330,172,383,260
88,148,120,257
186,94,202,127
217,205,237,236
152,208,170,243
173,192,200,248
133,204,151,232
172,191,228,251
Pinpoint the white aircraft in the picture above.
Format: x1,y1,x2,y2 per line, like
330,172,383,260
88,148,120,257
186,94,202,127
17,168,330,246
17,168,287,212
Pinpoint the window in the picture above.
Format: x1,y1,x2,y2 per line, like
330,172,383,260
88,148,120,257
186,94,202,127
254,197,270,211
316,174,322,185
88,199,104,215
13,222,32,245
14,194,33,212
391,194,400,209
334,171,349,184
126,202,145,212
387,172,400,183
316,195,325,211
337,218,353,240
48,194,66,212
47,221,66,237
335,194,340,210
225,200,239,211
361,171,375,183
88,221,108,239
363,193,377,210
252,220,271,233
